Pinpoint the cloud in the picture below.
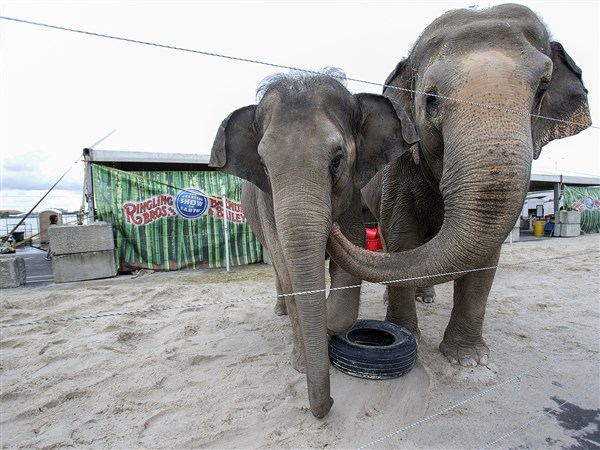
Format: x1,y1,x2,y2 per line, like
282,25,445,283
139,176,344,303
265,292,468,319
1,151,84,191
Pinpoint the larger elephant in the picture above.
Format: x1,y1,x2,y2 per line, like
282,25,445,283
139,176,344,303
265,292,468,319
209,68,417,418
327,4,591,367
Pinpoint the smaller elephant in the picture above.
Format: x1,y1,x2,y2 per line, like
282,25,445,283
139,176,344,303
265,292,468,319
209,68,418,418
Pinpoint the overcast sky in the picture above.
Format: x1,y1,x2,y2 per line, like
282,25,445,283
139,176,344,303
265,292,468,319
1,0,598,212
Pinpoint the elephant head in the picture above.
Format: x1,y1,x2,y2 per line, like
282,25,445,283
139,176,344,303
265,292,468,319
327,4,591,286
209,68,417,418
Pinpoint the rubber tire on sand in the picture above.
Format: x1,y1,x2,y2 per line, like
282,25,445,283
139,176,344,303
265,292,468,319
328,319,417,380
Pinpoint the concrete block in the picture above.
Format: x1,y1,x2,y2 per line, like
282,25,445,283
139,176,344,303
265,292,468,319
49,222,114,256
558,211,581,224
503,226,520,243
560,223,581,237
0,256,26,288
52,250,117,283
553,223,562,237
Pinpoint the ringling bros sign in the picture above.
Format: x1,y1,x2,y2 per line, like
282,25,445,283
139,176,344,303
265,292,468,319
91,164,261,272
563,184,600,234
122,189,246,226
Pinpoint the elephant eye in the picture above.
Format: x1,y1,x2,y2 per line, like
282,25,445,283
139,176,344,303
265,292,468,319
329,149,345,179
425,91,441,118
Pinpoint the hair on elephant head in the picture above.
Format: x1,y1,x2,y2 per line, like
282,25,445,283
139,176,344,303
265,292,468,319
211,68,418,194
328,4,591,368
209,68,417,418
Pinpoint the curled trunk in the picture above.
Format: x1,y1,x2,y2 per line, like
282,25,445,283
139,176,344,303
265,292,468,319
327,114,532,287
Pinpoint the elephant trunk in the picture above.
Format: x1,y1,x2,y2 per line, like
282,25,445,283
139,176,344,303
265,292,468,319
273,179,333,418
327,107,532,286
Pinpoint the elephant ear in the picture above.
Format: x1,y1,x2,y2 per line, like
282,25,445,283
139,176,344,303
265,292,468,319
353,93,419,188
382,59,420,164
209,105,270,193
383,59,415,118
532,41,592,159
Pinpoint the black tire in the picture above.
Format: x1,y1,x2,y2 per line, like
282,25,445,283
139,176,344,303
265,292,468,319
328,319,417,380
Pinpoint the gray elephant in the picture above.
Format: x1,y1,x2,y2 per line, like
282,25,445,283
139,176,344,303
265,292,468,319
209,68,418,418
327,4,591,367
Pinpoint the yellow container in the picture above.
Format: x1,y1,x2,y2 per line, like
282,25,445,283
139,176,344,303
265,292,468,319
533,220,546,236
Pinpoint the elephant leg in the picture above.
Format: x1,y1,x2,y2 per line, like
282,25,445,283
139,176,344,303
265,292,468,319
385,285,420,340
242,187,287,317
270,256,304,371
379,203,422,338
273,269,288,316
285,294,306,373
416,286,436,303
262,235,304,370
326,259,360,334
326,186,364,334
439,250,500,367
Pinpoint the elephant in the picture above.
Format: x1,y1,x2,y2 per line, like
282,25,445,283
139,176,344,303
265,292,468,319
209,68,418,418
327,4,591,367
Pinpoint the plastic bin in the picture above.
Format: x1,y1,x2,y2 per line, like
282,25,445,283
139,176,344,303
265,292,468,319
533,220,546,236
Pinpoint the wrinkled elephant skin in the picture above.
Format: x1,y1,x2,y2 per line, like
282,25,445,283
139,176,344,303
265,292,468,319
329,4,591,367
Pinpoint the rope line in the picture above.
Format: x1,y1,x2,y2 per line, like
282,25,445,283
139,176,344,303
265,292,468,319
1,249,596,330
356,359,552,449
0,15,596,130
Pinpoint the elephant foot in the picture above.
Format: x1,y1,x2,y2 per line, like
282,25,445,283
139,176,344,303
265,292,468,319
412,327,422,343
439,338,489,367
290,349,306,374
327,325,351,336
385,317,421,342
326,317,355,336
415,286,436,304
385,315,421,342
274,298,288,316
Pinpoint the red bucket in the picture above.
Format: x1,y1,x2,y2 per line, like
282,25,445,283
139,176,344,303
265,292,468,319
366,227,382,251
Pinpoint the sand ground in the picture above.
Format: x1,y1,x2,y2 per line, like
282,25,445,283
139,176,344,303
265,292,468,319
1,233,599,449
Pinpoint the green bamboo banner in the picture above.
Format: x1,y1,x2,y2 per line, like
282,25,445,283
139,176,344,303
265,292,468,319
563,185,600,234
92,164,262,271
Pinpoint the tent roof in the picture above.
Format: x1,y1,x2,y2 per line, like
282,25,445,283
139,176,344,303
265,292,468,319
85,148,211,171
529,171,600,191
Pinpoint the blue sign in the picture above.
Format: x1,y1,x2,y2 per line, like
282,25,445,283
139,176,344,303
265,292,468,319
175,188,209,219
584,196,594,211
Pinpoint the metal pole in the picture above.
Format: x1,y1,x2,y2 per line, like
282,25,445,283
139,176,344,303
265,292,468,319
554,180,561,218
221,185,230,272
83,151,95,223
